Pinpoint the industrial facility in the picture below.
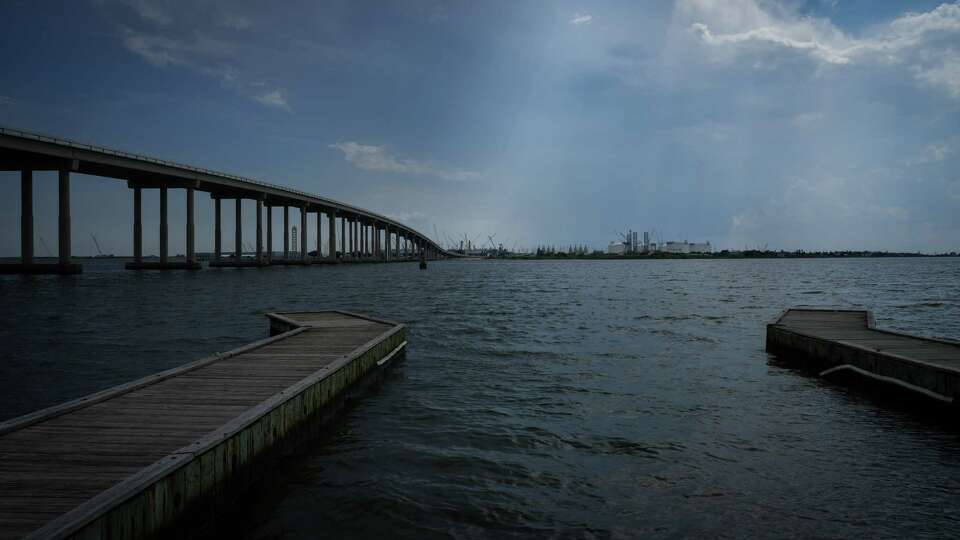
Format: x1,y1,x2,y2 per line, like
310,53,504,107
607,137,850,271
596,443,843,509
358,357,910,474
607,230,712,255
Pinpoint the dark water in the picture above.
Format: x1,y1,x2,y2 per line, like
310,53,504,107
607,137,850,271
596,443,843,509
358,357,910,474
2,258,959,538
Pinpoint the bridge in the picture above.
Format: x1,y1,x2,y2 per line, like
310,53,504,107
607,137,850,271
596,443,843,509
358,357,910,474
0,126,451,274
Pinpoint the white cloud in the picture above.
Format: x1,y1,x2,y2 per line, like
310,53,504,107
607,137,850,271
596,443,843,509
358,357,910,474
122,30,235,69
221,14,252,30
121,28,290,110
928,142,954,161
570,13,593,26
910,140,957,165
330,142,481,182
912,49,960,97
255,89,290,111
122,0,172,25
791,111,824,127
681,1,960,97
0,95,16,106
689,21,853,65
386,211,429,223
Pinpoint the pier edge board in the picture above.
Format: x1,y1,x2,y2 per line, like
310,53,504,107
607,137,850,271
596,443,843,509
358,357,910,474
0,327,309,436
766,307,960,405
23,314,406,540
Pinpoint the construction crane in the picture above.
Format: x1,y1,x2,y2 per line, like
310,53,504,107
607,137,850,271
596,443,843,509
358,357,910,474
39,235,53,257
90,233,105,257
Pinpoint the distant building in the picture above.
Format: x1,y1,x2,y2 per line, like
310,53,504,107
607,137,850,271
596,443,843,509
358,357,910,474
608,242,626,255
607,230,709,255
689,242,712,254
660,241,690,254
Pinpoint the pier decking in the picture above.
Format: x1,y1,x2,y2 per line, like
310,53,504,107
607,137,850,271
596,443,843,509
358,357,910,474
766,308,960,404
0,311,406,539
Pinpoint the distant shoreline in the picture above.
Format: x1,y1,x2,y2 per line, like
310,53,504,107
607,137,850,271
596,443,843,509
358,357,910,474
500,250,959,260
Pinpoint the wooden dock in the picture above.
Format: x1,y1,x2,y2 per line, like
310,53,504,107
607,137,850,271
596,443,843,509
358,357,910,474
0,311,406,539
766,308,960,405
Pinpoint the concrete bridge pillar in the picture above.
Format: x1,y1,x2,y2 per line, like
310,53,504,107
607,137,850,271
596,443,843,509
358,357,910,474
158,184,167,265
266,205,273,262
132,185,142,264
234,198,242,259
300,205,308,261
315,210,321,260
21,170,33,265
283,206,289,260
351,219,356,258
214,198,222,261
58,170,72,267
256,199,263,262
186,187,195,265
328,209,337,262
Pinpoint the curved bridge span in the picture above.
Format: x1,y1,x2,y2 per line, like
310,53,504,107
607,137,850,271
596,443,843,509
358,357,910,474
0,126,453,274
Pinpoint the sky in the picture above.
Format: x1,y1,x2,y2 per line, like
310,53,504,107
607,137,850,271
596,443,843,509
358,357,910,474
0,0,958,255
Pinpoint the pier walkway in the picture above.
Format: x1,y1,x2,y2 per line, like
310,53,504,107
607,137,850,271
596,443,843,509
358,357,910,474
0,311,406,539
766,308,960,404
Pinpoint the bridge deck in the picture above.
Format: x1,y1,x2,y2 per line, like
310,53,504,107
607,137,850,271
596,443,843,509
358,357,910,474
0,311,405,539
767,308,960,404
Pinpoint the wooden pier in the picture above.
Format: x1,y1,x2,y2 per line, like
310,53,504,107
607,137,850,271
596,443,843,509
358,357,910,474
766,308,960,405
0,311,406,539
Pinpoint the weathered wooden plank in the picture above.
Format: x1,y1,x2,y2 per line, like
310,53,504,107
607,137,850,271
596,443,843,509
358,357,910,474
0,311,405,539
768,307,960,406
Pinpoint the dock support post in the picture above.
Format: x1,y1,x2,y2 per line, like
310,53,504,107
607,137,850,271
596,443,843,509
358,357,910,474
328,209,337,262
283,206,289,260
21,170,33,265
58,170,71,266
186,187,195,265
235,198,242,260
256,199,263,262
214,198,222,262
267,205,273,262
300,205,307,261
